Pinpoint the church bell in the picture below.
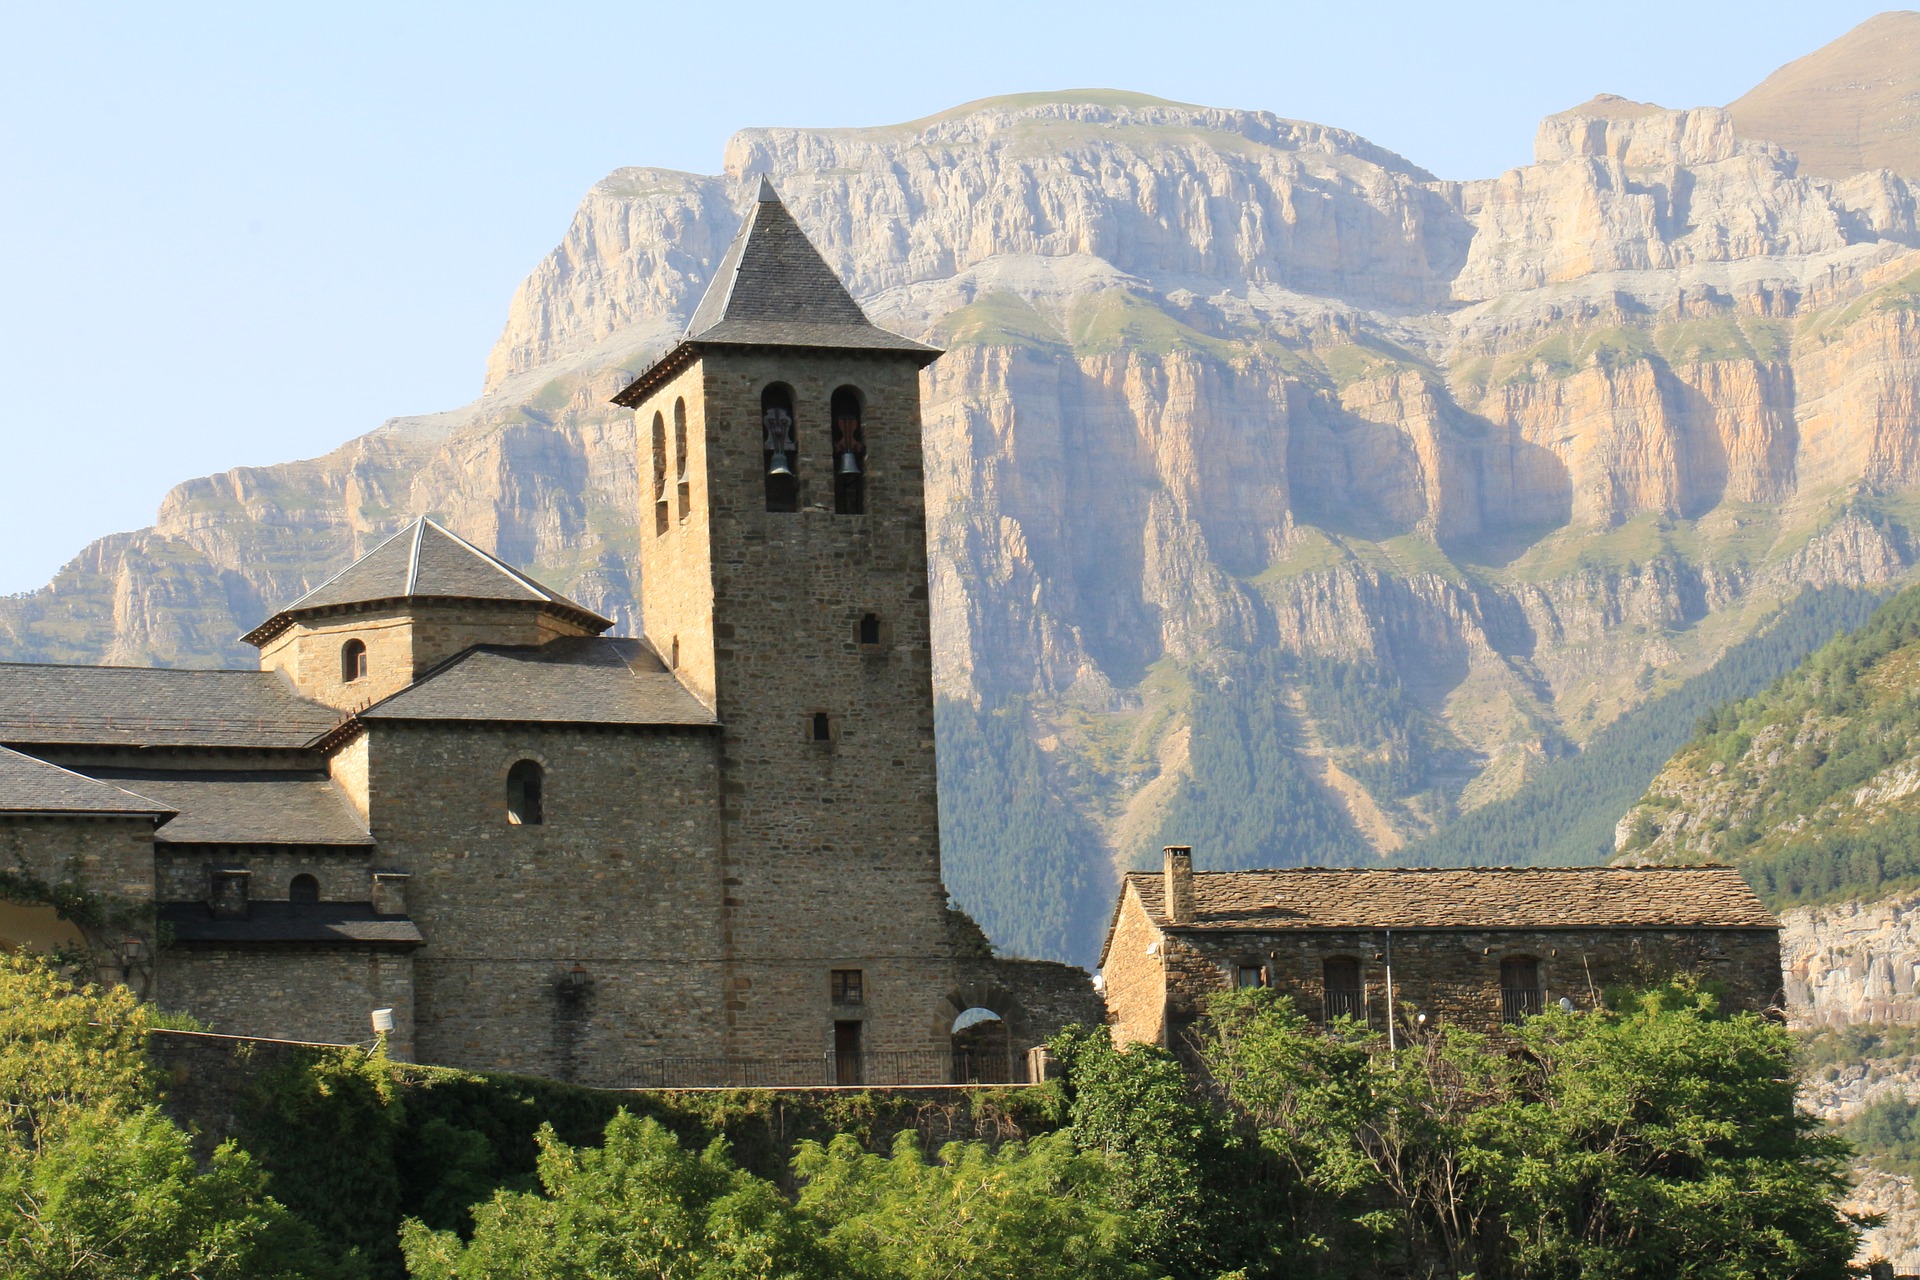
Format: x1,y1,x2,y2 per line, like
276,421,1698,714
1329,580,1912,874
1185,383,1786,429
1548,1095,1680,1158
767,451,794,478
837,451,862,475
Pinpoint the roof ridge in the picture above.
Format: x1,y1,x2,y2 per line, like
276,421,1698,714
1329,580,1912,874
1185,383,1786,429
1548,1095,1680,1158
405,519,427,596
0,661,262,675
283,522,421,615
0,745,176,814
418,517,557,602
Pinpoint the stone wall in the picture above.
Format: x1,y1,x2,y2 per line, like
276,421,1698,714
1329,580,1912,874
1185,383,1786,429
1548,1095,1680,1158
259,601,596,712
1160,925,1783,1035
953,956,1104,1053
155,845,376,903
160,946,415,1056
1099,887,1169,1045
367,719,727,1081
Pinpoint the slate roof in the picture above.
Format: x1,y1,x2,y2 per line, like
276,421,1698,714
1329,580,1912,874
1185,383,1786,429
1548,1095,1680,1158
1119,866,1777,938
161,900,423,947
0,664,344,749
80,769,371,845
0,746,174,818
613,178,939,407
241,519,612,646
363,636,714,727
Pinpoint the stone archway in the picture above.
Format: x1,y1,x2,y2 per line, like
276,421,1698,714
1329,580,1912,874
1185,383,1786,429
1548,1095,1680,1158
938,980,1029,1083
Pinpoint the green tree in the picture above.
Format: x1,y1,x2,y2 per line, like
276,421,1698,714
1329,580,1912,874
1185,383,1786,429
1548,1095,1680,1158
1202,983,1863,1279
0,956,331,1279
793,1130,1137,1280
1051,1024,1295,1278
400,1110,834,1280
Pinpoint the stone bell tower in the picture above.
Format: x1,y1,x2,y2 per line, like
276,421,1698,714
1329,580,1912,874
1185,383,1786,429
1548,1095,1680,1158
614,178,956,1066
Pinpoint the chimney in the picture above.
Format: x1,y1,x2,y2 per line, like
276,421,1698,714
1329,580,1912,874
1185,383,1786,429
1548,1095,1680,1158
1163,845,1195,925
208,868,251,920
371,870,410,916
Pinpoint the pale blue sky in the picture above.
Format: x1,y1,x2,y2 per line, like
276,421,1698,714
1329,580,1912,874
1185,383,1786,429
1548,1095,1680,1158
0,1,1895,594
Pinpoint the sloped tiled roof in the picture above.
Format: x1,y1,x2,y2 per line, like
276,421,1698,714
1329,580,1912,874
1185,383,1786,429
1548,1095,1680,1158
241,519,612,645
0,746,173,818
0,664,344,749
80,769,371,845
613,178,939,407
161,900,423,947
363,636,714,727
1122,866,1777,933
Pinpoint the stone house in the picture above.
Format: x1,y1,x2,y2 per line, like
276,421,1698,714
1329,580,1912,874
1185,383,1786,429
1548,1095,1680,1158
0,180,1098,1085
1100,846,1783,1047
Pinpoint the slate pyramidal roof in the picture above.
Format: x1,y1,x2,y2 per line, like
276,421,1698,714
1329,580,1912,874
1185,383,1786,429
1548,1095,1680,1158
240,518,613,647
612,177,940,408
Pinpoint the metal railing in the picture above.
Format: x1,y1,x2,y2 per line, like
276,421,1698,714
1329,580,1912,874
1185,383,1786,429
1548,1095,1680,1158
1323,989,1367,1023
598,1048,1029,1091
1502,987,1546,1023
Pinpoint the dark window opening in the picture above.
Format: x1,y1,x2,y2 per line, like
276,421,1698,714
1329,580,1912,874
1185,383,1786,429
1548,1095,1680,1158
669,636,680,669
858,613,882,646
833,1020,863,1085
830,969,864,1005
1323,956,1364,1023
762,384,798,512
1236,964,1267,989
677,481,690,522
652,409,670,535
830,386,865,515
289,874,320,904
1501,956,1543,1023
672,398,688,478
810,712,832,743
341,639,368,684
507,760,545,826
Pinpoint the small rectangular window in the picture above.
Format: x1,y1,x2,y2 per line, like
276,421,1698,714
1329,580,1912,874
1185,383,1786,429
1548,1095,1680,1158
677,480,690,522
830,969,864,1005
655,499,669,536
1236,964,1266,989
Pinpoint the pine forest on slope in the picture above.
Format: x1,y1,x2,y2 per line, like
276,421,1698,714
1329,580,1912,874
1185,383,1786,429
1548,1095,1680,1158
1619,579,1920,912
6,17,1920,967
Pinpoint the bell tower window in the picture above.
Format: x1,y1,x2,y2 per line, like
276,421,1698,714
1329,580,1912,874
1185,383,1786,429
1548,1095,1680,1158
506,760,545,826
651,411,669,535
341,639,368,683
674,397,691,522
831,386,865,515
762,384,798,513
810,712,833,743
858,613,882,647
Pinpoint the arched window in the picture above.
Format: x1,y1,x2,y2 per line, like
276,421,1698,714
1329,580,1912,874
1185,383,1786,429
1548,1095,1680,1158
341,639,368,683
858,613,882,647
1501,956,1542,1022
673,398,691,521
830,386,865,515
651,412,669,535
1323,956,1363,1023
762,384,798,513
289,874,320,904
506,760,545,826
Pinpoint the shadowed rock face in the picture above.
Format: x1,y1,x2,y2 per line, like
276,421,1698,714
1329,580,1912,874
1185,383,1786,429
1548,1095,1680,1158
4,70,1920,931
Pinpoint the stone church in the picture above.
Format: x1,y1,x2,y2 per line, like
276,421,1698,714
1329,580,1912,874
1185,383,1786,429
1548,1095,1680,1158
0,179,1096,1086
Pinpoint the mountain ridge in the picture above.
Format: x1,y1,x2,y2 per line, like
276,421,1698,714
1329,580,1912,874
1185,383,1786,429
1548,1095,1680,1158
6,17,1920,968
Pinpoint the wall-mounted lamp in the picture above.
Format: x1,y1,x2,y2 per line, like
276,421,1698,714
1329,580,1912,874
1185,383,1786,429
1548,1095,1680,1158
565,962,591,994
371,1007,395,1036
119,937,145,981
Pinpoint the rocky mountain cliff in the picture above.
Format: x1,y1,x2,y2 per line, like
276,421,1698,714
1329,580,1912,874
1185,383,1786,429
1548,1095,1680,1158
7,23,1920,967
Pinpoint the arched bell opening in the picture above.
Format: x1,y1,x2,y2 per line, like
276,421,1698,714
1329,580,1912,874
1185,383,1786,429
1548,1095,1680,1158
829,385,865,515
949,1006,1012,1083
762,384,798,513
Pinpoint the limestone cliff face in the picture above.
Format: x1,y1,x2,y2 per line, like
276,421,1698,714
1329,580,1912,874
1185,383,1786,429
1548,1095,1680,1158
5,81,1920,928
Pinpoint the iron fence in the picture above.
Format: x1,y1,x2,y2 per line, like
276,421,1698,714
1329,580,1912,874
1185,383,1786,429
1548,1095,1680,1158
598,1047,1030,1090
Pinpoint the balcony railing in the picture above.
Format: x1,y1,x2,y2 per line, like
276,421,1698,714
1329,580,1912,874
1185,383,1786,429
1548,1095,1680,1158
597,1048,1029,1091
1323,989,1367,1024
1502,987,1546,1023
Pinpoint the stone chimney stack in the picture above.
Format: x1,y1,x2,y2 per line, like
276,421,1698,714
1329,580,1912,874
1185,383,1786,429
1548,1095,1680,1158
209,868,251,920
1163,845,1195,925
371,870,410,916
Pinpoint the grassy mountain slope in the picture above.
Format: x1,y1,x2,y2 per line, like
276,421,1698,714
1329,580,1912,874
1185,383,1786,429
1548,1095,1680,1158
1618,580,1920,909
